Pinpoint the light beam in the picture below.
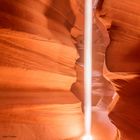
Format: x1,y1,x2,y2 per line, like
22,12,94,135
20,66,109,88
83,0,99,139
83,0,93,139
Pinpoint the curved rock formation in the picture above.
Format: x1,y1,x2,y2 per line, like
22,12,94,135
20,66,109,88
0,0,84,139
97,0,140,139
1,0,139,139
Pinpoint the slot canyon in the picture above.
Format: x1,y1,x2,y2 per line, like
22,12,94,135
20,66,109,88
0,0,139,140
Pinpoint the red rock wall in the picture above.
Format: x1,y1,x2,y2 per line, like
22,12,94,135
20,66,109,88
0,1,84,139
0,0,139,139
97,0,140,139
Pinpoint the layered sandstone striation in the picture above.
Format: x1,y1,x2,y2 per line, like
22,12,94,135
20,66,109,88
97,0,140,139
0,0,139,139
0,0,84,139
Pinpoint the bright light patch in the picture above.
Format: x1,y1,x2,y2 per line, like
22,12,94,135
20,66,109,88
82,135,94,140
84,0,93,137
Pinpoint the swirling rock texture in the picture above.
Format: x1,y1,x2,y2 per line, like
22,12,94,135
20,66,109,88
0,0,84,140
0,0,139,140
97,0,140,139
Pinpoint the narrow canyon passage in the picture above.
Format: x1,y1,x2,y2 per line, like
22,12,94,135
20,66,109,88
0,0,140,140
